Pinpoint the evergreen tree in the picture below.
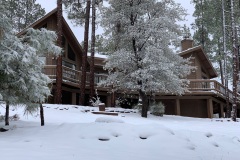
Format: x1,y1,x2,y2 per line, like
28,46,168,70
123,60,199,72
192,0,240,119
0,5,61,125
100,0,193,117
0,0,45,32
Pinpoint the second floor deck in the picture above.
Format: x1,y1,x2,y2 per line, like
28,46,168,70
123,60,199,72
43,65,233,101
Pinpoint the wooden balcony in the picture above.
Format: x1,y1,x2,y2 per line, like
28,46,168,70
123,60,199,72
43,65,233,101
43,65,107,87
188,79,233,100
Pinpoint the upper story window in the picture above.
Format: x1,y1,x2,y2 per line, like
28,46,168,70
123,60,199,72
68,44,76,61
62,36,66,47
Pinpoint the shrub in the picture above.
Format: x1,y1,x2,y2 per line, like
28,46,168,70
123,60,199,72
89,89,102,107
150,102,165,116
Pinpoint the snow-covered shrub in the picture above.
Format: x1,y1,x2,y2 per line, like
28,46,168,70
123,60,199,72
0,115,4,122
11,114,20,121
133,100,143,113
0,114,20,122
89,90,102,107
150,102,165,117
115,97,129,107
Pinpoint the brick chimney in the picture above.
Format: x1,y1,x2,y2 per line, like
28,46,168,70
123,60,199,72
181,39,194,51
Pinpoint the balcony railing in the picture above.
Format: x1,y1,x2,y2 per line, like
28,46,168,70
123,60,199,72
43,65,233,100
188,79,233,100
43,65,107,85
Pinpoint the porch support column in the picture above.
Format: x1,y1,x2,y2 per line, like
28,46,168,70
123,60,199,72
175,99,181,116
207,98,213,118
106,94,112,107
72,92,76,105
220,103,224,118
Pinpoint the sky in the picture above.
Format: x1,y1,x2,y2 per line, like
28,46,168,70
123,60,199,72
35,0,195,42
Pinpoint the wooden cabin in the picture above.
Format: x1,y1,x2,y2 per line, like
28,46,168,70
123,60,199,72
18,8,112,106
157,39,239,118
18,9,239,118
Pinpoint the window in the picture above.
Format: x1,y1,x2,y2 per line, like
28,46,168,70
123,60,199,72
62,36,66,47
68,44,76,61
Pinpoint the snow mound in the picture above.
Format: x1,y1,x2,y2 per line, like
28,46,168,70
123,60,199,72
95,117,124,123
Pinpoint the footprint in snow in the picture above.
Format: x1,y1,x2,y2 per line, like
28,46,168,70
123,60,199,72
205,132,213,138
112,132,121,137
139,136,148,140
165,129,175,135
186,145,195,151
212,142,219,147
185,138,191,142
98,136,110,141
232,137,240,144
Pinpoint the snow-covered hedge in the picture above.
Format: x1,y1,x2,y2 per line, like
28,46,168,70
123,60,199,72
150,102,165,117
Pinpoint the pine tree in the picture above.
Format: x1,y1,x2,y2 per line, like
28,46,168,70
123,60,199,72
100,0,193,118
0,0,45,32
0,5,61,125
191,0,234,84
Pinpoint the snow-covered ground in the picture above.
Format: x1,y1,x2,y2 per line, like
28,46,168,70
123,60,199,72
0,104,240,160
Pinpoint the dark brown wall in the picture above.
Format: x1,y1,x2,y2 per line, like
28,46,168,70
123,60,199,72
180,99,207,118
159,99,176,115
182,54,197,79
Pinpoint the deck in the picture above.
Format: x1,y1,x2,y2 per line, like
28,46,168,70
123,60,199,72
43,65,233,100
43,65,107,89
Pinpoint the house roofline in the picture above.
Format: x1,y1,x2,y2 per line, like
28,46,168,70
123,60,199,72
179,45,218,78
17,8,84,54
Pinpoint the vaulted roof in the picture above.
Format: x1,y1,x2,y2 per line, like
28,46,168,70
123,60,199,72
17,8,84,54
179,45,218,78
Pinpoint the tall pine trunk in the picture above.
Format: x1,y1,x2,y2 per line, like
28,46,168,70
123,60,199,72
40,103,44,126
79,0,91,105
55,0,63,104
5,101,9,126
89,0,96,100
222,0,230,118
230,0,238,121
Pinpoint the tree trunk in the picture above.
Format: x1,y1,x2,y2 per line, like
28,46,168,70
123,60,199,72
89,0,96,101
139,90,148,118
55,0,63,104
230,0,238,121
217,41,224,85
79,0,91,105
40,103,44,126
5,101,9,126
111,90,116,107
222,0,230,118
